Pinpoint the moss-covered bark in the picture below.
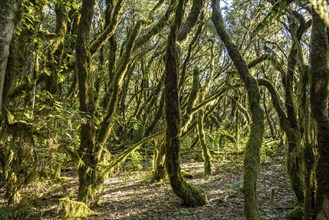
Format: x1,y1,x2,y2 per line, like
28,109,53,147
259,77,305,219
97,20,145,147
76,0,97,202
259,11,309,218
182,67,200,131
164,0,208,207
134,0,176,49
198,101,212,176
179,23,203,89
0,0,17,109
45,2,68,95
153,142,166,181
282,13,306,212
310,11,329,220
177,0,203,44
211,1,264,218
90,0,125,55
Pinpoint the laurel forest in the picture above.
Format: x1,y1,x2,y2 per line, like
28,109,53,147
0,0,328,219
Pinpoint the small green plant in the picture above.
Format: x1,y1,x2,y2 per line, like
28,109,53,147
124,151,144,170
180,208,190,216
0,204,35,220
225,180,244,193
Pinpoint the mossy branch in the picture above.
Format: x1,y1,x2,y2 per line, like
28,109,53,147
257,78,289,131
231,98,251,125
247,54,272,69
90,0,125,55
251,0,294,39
191,84,236,114
177,0,203,43
134,0,176,49
97,20,149,146
182,67,200,130
101,130,165,176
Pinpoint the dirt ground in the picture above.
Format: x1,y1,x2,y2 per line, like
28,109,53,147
7,153,297,220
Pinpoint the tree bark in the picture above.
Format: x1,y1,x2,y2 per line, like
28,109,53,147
164,0,208,207
76,0,96,202
0,0,17,110
211,1,264,219
310,11,329,220
198,100,212,176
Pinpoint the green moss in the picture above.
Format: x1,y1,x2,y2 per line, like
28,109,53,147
58,197,96,219
288,205,303,220
152,143,167,181
181,170,193,179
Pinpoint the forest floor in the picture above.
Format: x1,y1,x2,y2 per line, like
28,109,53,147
1,152,296,220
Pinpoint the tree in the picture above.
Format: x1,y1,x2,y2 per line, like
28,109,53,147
164,0,208,207
310,10,329,220
0,0,17,110
211,0,264,219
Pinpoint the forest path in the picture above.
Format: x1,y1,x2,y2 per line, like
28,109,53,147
20,155,295,219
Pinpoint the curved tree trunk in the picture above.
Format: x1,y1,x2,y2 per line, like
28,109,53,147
282,14,306,216
310,11,329,220
0,0,17,110
164,0,208,207
211,1,264,219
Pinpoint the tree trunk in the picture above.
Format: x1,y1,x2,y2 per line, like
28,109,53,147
283,14,306,217
0,0,17,110
153,142,166,181
76,0,97,202
211,1,264,219
310,12,329,220
45,2,68,95
198,103,212,176
164,0,208,207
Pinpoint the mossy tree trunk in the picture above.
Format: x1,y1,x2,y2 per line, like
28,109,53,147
182,68,200,131
0,0,17,110
211,1,264,219
153,142,166,181
310,11,329,220
282,13,307,217
259,11,309,218
76,0,97,202
177,0,203,44
164,0,208,207
45,2,68,95
198,100,212,176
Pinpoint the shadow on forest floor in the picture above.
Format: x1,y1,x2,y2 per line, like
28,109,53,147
1,155,296,220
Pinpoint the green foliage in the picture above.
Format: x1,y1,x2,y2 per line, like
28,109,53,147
124,151,144,171
260,140,282,162
225,180,244,194
180,208,190,216
0,204,35,220
0,207,13,219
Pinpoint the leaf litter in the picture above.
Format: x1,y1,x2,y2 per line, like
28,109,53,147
2,155,295,219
